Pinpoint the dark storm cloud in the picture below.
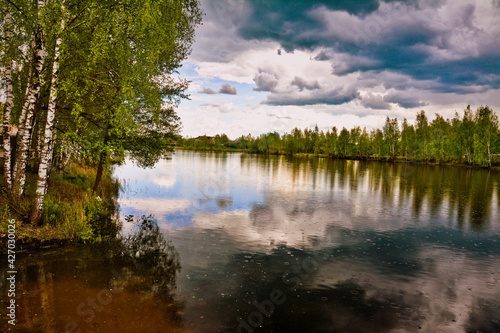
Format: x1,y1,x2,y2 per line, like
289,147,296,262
263,86,359,106
238,0,382,52
219,83,237,95
313,50,333,61
360,93,392,110
238,0,500,95
384,91,428,109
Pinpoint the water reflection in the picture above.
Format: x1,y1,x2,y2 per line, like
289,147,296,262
118,215,181,303
114,151,499,332
1,151,499,332
117,152,499,235
0,216,183,332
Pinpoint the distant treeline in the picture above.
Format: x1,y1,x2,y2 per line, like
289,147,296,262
176,106,500,167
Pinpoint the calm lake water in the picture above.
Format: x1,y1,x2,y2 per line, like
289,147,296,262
2,150,500,332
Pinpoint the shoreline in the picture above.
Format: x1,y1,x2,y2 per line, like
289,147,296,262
172,146,500,169
0,232,75,253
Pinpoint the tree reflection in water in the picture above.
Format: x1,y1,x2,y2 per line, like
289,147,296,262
0,215,184,332
118,215,181,301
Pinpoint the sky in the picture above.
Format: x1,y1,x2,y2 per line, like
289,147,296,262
175,0,500,139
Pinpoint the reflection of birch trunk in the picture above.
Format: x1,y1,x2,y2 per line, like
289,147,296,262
32,10,65,224
37,262,56,333
18,262,33,330
12,0,46,197
2,10,13,190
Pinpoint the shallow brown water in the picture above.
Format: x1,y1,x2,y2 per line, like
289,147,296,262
2,150,500,332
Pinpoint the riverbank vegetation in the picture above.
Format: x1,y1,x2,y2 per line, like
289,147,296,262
0,163,119,250
0,1,201,244
177,105,500,167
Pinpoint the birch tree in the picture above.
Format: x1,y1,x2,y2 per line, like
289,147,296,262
461,106,475,164
32,4,65,224
2,9,13,190
415,111,430,160
12,0,46,197
383,117,400,159
2,0,202,226
58,0,201,193
473,106,499,167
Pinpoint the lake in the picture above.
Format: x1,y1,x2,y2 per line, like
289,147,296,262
1,150,499,332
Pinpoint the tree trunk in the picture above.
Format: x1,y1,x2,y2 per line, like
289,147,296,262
12,0,46,197
61,148,72,172
93,150,106,194
2,10,13,190
92,126,110,194
32,14,64,224
12,65,33,181
487,141,491,167
16,66,33,142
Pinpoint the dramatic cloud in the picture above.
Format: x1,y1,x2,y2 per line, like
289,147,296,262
384,91,428,109
263,86,359,106
360,93,391,110
238,0,500,94
219,83,237,95
176,0,500,137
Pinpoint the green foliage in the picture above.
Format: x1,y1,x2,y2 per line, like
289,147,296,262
40,177,118,241
54,0,202,172
2,0,200,239
41,196,62,226
0,202,13,233
383,117,400,158
0,162,119,242
175,106,500,167
2,0,202,199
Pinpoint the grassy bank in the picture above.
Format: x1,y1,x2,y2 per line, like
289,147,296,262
0,164,120,251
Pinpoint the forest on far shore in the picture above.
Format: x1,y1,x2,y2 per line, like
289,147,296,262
176,105,500,167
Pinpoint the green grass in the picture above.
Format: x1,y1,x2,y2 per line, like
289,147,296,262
0,163,120,244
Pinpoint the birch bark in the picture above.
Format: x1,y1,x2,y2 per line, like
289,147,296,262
2,10,13,190
12,0,46,197
32,6,65,224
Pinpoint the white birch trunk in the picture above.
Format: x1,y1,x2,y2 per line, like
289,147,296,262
2,10,13,190
62,149,72,170
16,63,33,141
13,0,46,197
12,64,34,182
32,7,65,223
